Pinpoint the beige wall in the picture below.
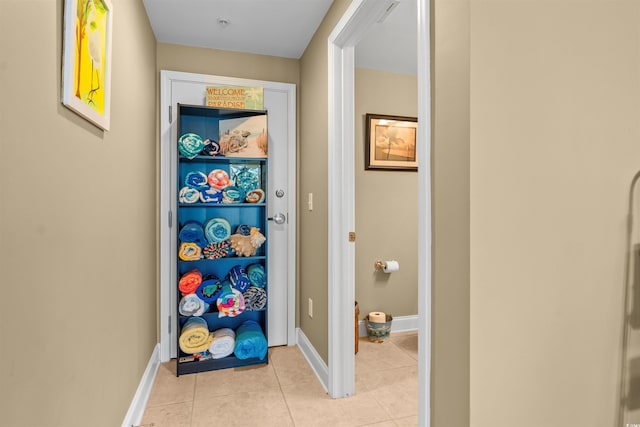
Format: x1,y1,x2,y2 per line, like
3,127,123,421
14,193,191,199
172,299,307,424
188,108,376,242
298,0,352,363
432,1,471,425
157,43,300,85
354,68,418,320
470,1,640,426
0,1,157,426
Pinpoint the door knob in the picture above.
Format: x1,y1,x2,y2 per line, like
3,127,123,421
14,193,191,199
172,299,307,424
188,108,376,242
268,213,286,224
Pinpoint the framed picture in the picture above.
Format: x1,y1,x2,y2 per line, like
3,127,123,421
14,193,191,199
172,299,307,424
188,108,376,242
365,114,418,171
62,0,113,131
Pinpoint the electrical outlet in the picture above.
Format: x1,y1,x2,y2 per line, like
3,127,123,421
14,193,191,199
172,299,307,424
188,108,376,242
308,298,313,318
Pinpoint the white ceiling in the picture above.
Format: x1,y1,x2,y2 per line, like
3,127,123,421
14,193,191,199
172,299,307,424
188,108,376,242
143,0,416,75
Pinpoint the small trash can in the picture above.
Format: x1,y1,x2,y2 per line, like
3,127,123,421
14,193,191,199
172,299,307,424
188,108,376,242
365,313,393,343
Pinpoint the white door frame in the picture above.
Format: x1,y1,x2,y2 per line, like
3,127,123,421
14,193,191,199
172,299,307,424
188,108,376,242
327,1,431,425
159,70,297,362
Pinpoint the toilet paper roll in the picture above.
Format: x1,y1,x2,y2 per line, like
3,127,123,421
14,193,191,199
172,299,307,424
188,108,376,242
383,260,399,273
369,311,386,323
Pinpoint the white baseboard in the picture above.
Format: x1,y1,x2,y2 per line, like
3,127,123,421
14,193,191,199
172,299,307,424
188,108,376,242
295,328,328,392
122,344,160,427
358,314,419,337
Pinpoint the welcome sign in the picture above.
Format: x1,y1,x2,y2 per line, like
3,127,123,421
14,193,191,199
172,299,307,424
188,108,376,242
206,86,264,110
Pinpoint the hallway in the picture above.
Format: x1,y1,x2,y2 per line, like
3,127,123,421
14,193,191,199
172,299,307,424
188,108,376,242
140,332,418,426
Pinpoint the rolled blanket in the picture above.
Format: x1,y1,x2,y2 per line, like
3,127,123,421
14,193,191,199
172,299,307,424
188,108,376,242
229,265,251,293
208,169,230,190
179,186,200,204
196,278,222,304
185,171,209,190
178,242,201,261
203,241,230,259
222,186,246,204
199,186,223,203
209,328,236,359
179,269,202,295
243,286,267,311
179,317,213,354
204,217,231,243
179,293,209,316
246,263,266,288
202,139,221,156
178,133,205,159
234,320,268,360
217,281,245,318
179,221,207,248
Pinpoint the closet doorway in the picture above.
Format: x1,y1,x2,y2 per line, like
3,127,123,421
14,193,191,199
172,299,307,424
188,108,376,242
158,71,297,362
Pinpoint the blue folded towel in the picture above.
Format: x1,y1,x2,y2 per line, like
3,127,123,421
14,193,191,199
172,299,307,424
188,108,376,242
185,171,209,190
246,263,266,288
229,265,251,293
179,221,207,248
234,320,268,360
196,277,222,304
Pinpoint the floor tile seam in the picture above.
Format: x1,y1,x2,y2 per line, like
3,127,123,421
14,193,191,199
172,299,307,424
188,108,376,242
191,383,283,403
144,398,194,409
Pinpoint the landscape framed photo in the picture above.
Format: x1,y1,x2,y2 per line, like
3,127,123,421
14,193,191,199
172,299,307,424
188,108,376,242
365,114,417,171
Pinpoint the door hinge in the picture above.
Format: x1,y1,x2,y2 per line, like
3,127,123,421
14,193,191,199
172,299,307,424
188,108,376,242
169,105,172,124
168,210,173,228
349,232,356,242
168,316,172,334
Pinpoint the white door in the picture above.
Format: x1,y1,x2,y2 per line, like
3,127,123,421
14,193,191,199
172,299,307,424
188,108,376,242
159,71,296,361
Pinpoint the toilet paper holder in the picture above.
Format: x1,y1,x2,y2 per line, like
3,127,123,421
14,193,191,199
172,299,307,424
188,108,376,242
374,260,399,273
374,260,386,271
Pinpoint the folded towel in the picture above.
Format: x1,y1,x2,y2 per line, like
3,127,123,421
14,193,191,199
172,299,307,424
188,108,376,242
207,169,230,190
204,217,231,243
217,281,245,318
179,186,200,204
196,278,222,304
202,139,221,156
209,328,236,359
229,265,251,293
234,320,268,360
246,263,266,288
178,242,201,261
199,186,223,203
179,221,207,248
243,286,267,311
179,293,209,316
185,171,209,190
179,317,213,354
178,133,205,159
203,241,230,259
179,269,202,295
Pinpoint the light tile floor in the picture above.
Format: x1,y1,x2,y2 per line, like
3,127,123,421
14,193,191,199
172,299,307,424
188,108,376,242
139,331,418,427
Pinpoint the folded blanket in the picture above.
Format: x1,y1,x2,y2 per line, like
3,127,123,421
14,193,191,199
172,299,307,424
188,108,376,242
209,328,236,359
185,171,209,190
217,281,245,318
179,186,200,204
243,286,267,311
229,265,252,293
179,317,213,354
179,221,207,248
203,241,230,259
178,133,205,159
204,217,231,243
246,263,266,288
196,277,222,304
179,293,209,316
199,186,223,203
234,320,268,360
179,269,202,295
178,242,201,261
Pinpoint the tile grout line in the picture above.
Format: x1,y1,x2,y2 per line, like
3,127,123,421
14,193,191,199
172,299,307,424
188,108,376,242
269,349,298,426
189,372,197,427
